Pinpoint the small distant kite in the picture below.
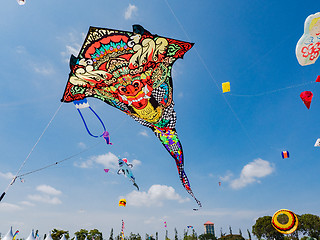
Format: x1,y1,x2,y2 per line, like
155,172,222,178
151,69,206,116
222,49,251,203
120,220,125,240
13,231,19,240
222,82,230,93
300,91,313,109
102,131,112,145
296,12,320,66
17,0,25,5
187,226,193,229
281,151,289,159
119,199,126,207
164,221,167,228
118,158,139,190
272,209,298,234
218,181,221,186
316,75,320,82
314,138,320,147
104,169,110,173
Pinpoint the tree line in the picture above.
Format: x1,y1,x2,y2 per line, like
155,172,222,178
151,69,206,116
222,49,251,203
25,213,320,240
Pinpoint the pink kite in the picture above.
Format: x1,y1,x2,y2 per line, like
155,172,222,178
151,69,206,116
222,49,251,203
300,91,313,109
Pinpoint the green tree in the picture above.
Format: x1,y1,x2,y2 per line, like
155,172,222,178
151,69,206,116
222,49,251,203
198,233,216,240
246,229,251,240
183,230,197,240
156,232,158,240
229,227,232,236
217,234,244,240
109,229,114,240
175,228,178,240
165,230,170,240
74,229,88,240
220,228,225,238
88,229,102,240
299,214,320,239
128,233,141,240
252,216,284,240
145,234,155,240
51,229,69,240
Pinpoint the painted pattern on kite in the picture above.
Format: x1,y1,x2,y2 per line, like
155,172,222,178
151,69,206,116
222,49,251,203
61,25,201,207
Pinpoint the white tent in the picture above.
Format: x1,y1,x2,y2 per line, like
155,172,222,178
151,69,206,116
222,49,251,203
2,227,14,240
26,230,36,240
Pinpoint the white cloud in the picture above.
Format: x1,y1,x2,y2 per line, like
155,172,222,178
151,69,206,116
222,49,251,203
78,142,87,149
94,152,119,168
0,171,15,180
15,45,26,54
124,4,138,20
26,185,62,205
125,184,189,207
220,171,233,182
230,158,274,189
132,159,142,167
177,92,184,98
182,208,269,220
139,130,149,137
31,62,54,75
28,194,62,205
58,31,84,63
144,216,168,225
75,152,141,170
36,185,62,195
74,159,94,168
65,45,80,57
0,202,22,212
20,201,35,207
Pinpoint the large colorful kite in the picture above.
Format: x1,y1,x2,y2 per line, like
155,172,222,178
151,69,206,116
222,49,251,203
61,25,201,208
296,12,320,66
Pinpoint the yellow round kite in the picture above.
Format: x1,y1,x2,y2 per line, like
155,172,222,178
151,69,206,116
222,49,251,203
119,199,126,207
271,209,298,234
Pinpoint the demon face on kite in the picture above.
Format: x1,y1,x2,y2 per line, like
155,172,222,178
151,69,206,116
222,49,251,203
61,25,201,208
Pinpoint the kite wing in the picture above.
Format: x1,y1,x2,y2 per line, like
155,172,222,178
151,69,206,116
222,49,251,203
296,12,320,66
61,25,201,207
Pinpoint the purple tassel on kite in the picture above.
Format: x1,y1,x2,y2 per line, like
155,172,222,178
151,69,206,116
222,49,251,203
103,131,112,145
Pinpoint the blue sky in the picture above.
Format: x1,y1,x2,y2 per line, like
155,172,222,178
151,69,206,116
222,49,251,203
1,0,320,239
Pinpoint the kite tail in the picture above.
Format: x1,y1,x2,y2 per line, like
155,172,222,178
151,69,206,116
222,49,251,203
152,126,202,208
73,99,112,145
76,106,106,138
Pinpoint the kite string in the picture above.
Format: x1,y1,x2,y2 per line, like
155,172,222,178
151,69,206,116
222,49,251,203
3,102,63,193
16,117,128,179
229,81,315,97
164,0,256,147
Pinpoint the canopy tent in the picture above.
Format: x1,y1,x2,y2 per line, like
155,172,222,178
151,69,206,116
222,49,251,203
26,229,36,240
2,227,14,240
